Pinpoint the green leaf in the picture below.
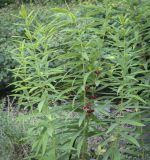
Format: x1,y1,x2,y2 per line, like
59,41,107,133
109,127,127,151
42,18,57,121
52,8,76,22
124,135,140,147
69,128,84,151
117,85,124,95
83,72,91,90
47,83,55,90
95,80,100,87
82,52,89,61
47,145,56,160
77,138,84,158
121,120,145,127
25,29,32,40
102,148,112,160
106,123,118,134
14,86,31,92
79,113,86,127
129,95,146,104
42,132,49,156
19,5,27,18
38,100,45,112
96,107,110,116
52,8,70,14
113,148,121,160
138,84,150,88
35,139,42,156
29,87,39,93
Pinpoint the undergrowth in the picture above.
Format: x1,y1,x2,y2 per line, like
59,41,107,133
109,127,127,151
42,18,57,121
0,99,30,160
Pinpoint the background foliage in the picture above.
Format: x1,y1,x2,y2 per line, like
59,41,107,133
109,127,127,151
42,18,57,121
0,6,17,90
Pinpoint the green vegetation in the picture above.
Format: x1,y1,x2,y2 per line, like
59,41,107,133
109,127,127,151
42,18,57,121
0,0,150,160
0,6,17,87
0,99,29,160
